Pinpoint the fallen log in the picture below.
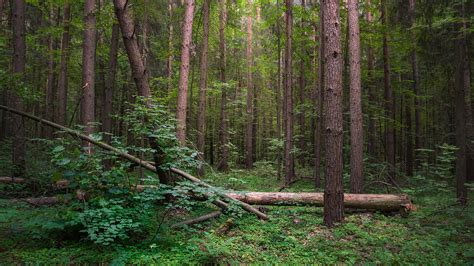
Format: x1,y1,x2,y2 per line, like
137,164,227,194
0,105,268,220
171,211,222,228
0,177,25,184
225,192,414,212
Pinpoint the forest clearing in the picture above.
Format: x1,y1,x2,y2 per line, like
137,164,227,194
0,0,473,264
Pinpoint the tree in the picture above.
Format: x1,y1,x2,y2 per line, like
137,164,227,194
245,0,254,169
11,0,26,177
197,0,211,175
101,23,120,143
322,0,344,227
57,2,71,126
382,0,395,184
366,0,376,158
217,0,229,172
176,0,196,146
348,0,363,193
314,0,324,189
284,0,294,186
80,0,97,153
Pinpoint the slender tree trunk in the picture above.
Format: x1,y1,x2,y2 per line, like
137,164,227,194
167,0,174,95
348,0,363,193
44,5,56,139
275,0,282,180
322,0,344,227
314,1,324,189
245,0,254,169
196,0,210,176
11,0,26,177
284,0,294,186
176,0,196,146
366,0,376,158
217,0,229,172
57,2,71,126
80,0,97,153
141,0,149,68
382,0,395,183
102,24,120,143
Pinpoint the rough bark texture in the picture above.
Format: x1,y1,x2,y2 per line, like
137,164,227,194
284,0,294,186
176,0,196,146
57,2,71,126
11,0,26,177
348,0,363,193
197,0,211,176
226,192,413,212
80,0,97,151
101,24,120,143
382,0,396,183
217,0,229,172
322,0,344,227
245,0,254,169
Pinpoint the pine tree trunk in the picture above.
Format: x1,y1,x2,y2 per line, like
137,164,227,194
348,0,363,193
322,0,344,227
217,0,229,172
245,0,254,169
80,0,97,153
284,0,294,186
57,2,71,126
197,0,211,176
11,0,26,177
176,0,196,146
382,0,396,184
101,24,120,143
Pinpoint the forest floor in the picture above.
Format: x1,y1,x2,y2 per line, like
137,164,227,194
0,164,473,264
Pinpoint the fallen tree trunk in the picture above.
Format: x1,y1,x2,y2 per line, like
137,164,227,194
171,211,222,228
0,104,268,220
226,192,414,212
0,177,25,183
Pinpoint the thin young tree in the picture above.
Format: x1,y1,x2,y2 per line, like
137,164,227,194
11,0,26,177
284,0,294,186
348,0,363,193
366,0,376,158
81,0,97,153
314,0,324,189
217,0,229,172
176,0,196,146
322,0,344,227
197,0,211,175
57,2,71,126
245,0,254,169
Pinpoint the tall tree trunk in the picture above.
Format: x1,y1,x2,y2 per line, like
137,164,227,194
176,0,195,146
11,0,26,177
322,0,344,227
245,0,254,169
44,5,56,139
57,2,71,126
454,9,468,205
314,1,324,189
196,0,211,176
113,0,169,185
81,0,97,153
408,0,421,171
275,0,282,180
284,0,294,186
298,0,306,168
101,24,120,143
348,0,363,193
167,0,174,95
382,0,395,183
366,0,376,158
217,0,229,172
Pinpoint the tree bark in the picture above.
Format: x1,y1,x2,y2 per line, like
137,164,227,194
322,0,344,227
366,0,376,158
245,0,254,169
196,0,210,176
348,0,363,193
101,24,120,143
217,0,229,172
80,0,97,153
176,0,196,146
11,0,26,177
57,2,71,126
284,0,294,186
382,0,396,184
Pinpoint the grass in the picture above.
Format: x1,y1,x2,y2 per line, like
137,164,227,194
0,164,473,264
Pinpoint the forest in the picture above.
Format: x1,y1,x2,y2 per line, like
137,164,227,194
0,0,473,264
